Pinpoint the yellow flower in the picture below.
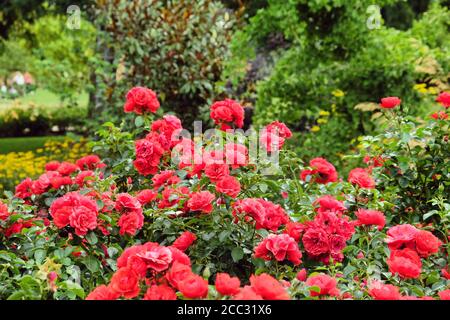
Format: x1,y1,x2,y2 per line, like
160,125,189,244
311,125,320,132
332,89,345,97
319,110,330,117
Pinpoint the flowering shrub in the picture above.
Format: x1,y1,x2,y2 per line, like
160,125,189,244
0,88,449,300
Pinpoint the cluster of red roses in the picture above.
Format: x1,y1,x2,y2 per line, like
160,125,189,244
87,235,293,300
385,224,442,279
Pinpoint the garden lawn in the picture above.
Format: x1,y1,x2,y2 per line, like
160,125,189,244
0,136,67,154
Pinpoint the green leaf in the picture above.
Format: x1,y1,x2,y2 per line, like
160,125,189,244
83,256,100,273
34,249,46,265
86,232,98,245
135,116,144,127
231,247,244,262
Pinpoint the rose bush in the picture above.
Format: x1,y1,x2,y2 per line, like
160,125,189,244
0,88,449,300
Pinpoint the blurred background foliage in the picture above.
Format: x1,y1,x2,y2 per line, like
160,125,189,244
0,0,449,178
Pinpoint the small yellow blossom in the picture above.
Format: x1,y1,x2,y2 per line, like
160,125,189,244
332,89,345,97
311,126,320,132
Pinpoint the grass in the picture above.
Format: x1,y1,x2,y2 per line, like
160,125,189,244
0,136,67,154
0,89,89,113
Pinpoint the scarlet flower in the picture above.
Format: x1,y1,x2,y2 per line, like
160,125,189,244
430,111,448,120
300,158,338,184
86,285,120,300
204,163,229,183
380,96,401,109
233,286,263,300
0,202,10,221
385,224,418,250
210,99,244,129
306,274,340,297
151,115,183,150
109,267,140,299
57,162,78,176
168,246,191,266
115,193,142,214
74,170,96,187
45,161,61,171
118,211,144,236
15,178,34,199
348,168,375,189
136,189,158,205
76,155,102,171
387,248,422,279
296,269,307,282
124,86,160,114
224,143,248,168
368,280,401,300
254,234,302,265
215,175,241,198
143,284,177,300
134,134,165,176
69,207,98,236
313,195,346,214
152,170,180,189
284,221,305,242
187,191,215,214
172,231,197,252
215,273,241,296
441,266,450,280
249,273,290,300
439,289,450,300
166,261,193,289
414,230,441,257
355,209,386,230
137,245,173,272
178,274,209,299
436,91,450,108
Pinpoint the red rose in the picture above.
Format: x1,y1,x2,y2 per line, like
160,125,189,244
74,170,96,187
166,261,193,289
45,161,61,171
284,221,305,242
215,273,241,296
118,211,144,236
143,284,177,300
210,99,244,129
69,207,98,236
254,234,302,265
178,274,209,299
348,168,375,189
313,195,346,214
215,175,241,198
115,193,142,214
76,155,102,171
109,267,140,299
124,86,160,114
385,224,418,250
233,286,263,300
187,191,215,214
430,111,448,120
204,163,229,183
136,189,158,205
57,162,78,176
439,289,450,300
168,246,191,266
296,269,307,282
152,170,180,189
387,248,422,279
86,285,120,300
224,143,248,168
134,136,165,176
137,245,172,272
436,92,450,108
151,115,183,150
172,231,197,252
302,227,330,257
306,274,339,297
0,202,10,221
414,230,441,257
380,96,401,109
355,209,385,230
15,178,33,199
368,280,401,300
249,273,290,300
255,199,289,231
300,158,338,184
50,176,72,189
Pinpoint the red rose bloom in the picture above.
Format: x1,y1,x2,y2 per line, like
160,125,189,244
109,267,140,299
45,161,61,171
152,170,180,189
124,86,160,114
118,211,144,236
215,175,241,198
0,202,10,221
296,269,307,281
436,92,450,108
166,261,193,289
178,274,209,299
430,111,448,120
306,274,340,297
300,158,338,184
368,280,401,300
210,99,244,129
215,273,241,296
387,248,422,279
136,189,158,205
115,193,142,214
204,163,229,183
86,285,120,300
172,231,197,252
249,273,290,300
137,245,173,272
284,221,305,242
143,284,177,300
57,162,78,176
233,286,263,300
134,135,165,176
15,178,33,199
313,195,346,214
348,168,375,189
380,96,401,109
76,155,102,170
187,191,215,214
385,224,418,250
414,230,441,257
50,192,98,235
355,209,386,230
439,289,450,300
254,234,302,265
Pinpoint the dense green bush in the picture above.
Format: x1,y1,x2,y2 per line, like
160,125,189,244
90,0,235,127
221,0,450,167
